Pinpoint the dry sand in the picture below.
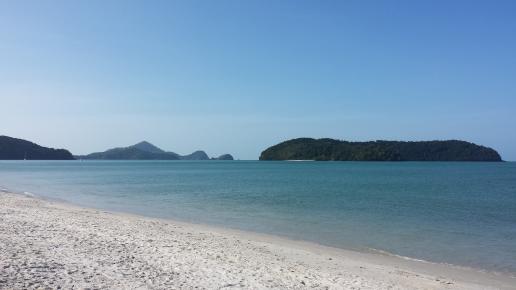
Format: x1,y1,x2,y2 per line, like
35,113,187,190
1,191,514,289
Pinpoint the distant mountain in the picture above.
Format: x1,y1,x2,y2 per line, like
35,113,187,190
78,141,230,160
130,141,165,154
79,146,180,160
0,136,74,160
181,150,209,160
212,154,234,160
260,138,502,161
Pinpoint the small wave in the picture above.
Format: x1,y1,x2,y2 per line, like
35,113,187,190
366,247,430,263
22,191,36,197
363,247,507,275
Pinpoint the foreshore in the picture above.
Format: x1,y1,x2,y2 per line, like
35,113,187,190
1,191,514,289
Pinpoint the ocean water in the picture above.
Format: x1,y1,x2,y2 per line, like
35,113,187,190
1,160,515,273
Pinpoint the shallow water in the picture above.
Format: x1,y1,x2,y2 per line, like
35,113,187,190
1,160,515,273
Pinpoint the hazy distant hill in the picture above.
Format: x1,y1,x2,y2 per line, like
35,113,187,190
260,138,502,161
181,150,209,160
0,136,74,160
131,141,165,154
79,141,232,161
80,147,180,160
212,154,234,160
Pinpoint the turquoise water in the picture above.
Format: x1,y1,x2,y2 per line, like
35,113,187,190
1,161,515,273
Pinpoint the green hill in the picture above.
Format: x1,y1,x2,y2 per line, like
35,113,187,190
259,138,502,161
78,141,232,160
79,146,181,160
212,154,234,160
0,136,74,160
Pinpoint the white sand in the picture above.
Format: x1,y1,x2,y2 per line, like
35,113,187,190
0,191,514,289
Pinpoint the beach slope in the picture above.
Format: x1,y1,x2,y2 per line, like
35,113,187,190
0,192,514,289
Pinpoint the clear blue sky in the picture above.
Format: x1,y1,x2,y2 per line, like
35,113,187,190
1,0,515,160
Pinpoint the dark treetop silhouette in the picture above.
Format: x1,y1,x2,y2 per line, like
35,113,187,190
260,138,502,161
0,136,74,160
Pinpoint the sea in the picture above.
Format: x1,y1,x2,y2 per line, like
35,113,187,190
1,160,515,274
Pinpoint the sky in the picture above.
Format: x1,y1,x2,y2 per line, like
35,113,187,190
1,0,515,160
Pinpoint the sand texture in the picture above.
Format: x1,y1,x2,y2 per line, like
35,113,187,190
1,192,514,289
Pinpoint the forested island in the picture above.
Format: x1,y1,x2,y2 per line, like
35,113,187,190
0,136,74,160
259,138,502,161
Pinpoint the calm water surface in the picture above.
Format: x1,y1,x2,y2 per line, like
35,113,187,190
1,161,515,273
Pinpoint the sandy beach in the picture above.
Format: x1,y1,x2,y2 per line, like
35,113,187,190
0,191,514,289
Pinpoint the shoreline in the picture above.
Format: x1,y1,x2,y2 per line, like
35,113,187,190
1,190,515,289
4,187,502,275
10,187,513,277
